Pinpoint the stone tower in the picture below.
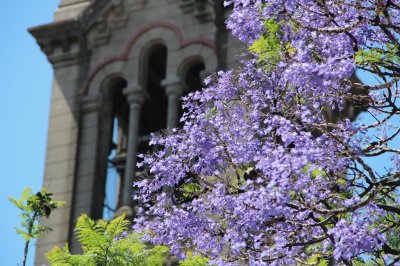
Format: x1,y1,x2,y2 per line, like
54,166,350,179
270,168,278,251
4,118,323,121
29,0,242,264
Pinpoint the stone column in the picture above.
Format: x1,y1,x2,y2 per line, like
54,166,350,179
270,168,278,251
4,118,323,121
121,86,144,208
162,77,184,129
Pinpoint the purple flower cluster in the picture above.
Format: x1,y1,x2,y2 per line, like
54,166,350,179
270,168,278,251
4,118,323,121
133,1,400,265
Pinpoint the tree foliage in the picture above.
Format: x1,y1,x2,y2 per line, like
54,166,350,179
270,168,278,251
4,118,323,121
10,188,63,266
179,252,209,266
134,0,400,264
127,0,400,265
46,214,170,266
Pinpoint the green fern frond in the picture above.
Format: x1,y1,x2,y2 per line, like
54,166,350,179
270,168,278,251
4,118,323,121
105,214,129,240
46,214,179,266
75,214,107,253
46,245,94,266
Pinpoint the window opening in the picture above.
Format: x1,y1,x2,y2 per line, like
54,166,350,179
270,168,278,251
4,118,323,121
185,61,205,93
103,79,129,219
138,45,168,155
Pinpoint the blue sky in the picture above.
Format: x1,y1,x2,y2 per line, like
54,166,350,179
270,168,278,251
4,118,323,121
0,2,59,265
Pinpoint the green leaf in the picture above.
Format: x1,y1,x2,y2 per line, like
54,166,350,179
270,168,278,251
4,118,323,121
15,228,31,241
105,214,129,242
179,252,209,266
303,164,327,179
181,182,202,199
307,254,329,266
9,197,23,210
355,45,400,69
205,107,218,119
47,244,95,266
75,214,107,252
20,188,32,203
249,19,292,69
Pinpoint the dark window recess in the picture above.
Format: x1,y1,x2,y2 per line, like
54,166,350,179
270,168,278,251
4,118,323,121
140,45,168,137
185,61,205,93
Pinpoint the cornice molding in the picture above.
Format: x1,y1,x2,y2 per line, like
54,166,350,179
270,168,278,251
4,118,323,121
29,0,218,65
28,19,87,65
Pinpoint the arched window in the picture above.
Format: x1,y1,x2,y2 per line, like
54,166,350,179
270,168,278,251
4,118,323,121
138,44,168,153
101,49,206,219
102,77,128,219
184,60,205,93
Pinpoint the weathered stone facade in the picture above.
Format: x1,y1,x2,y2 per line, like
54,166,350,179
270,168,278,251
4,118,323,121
30,0,243,264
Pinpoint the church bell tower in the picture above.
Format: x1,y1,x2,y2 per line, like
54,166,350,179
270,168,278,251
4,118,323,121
29,0,242,264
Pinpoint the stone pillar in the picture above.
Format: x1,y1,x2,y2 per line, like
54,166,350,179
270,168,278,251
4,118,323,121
121,86,144,208
162,77,184,129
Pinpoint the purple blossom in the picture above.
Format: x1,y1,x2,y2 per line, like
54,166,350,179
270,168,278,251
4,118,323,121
131,1,400,264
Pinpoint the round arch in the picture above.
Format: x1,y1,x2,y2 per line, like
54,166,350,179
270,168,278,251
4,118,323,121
82,21,215,95
178,56,206,93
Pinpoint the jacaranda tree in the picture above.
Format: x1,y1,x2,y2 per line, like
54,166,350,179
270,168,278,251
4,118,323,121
133,1,400,265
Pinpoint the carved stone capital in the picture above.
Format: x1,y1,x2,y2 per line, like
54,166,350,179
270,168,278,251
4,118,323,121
161,77,184,97
123,86,145,105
